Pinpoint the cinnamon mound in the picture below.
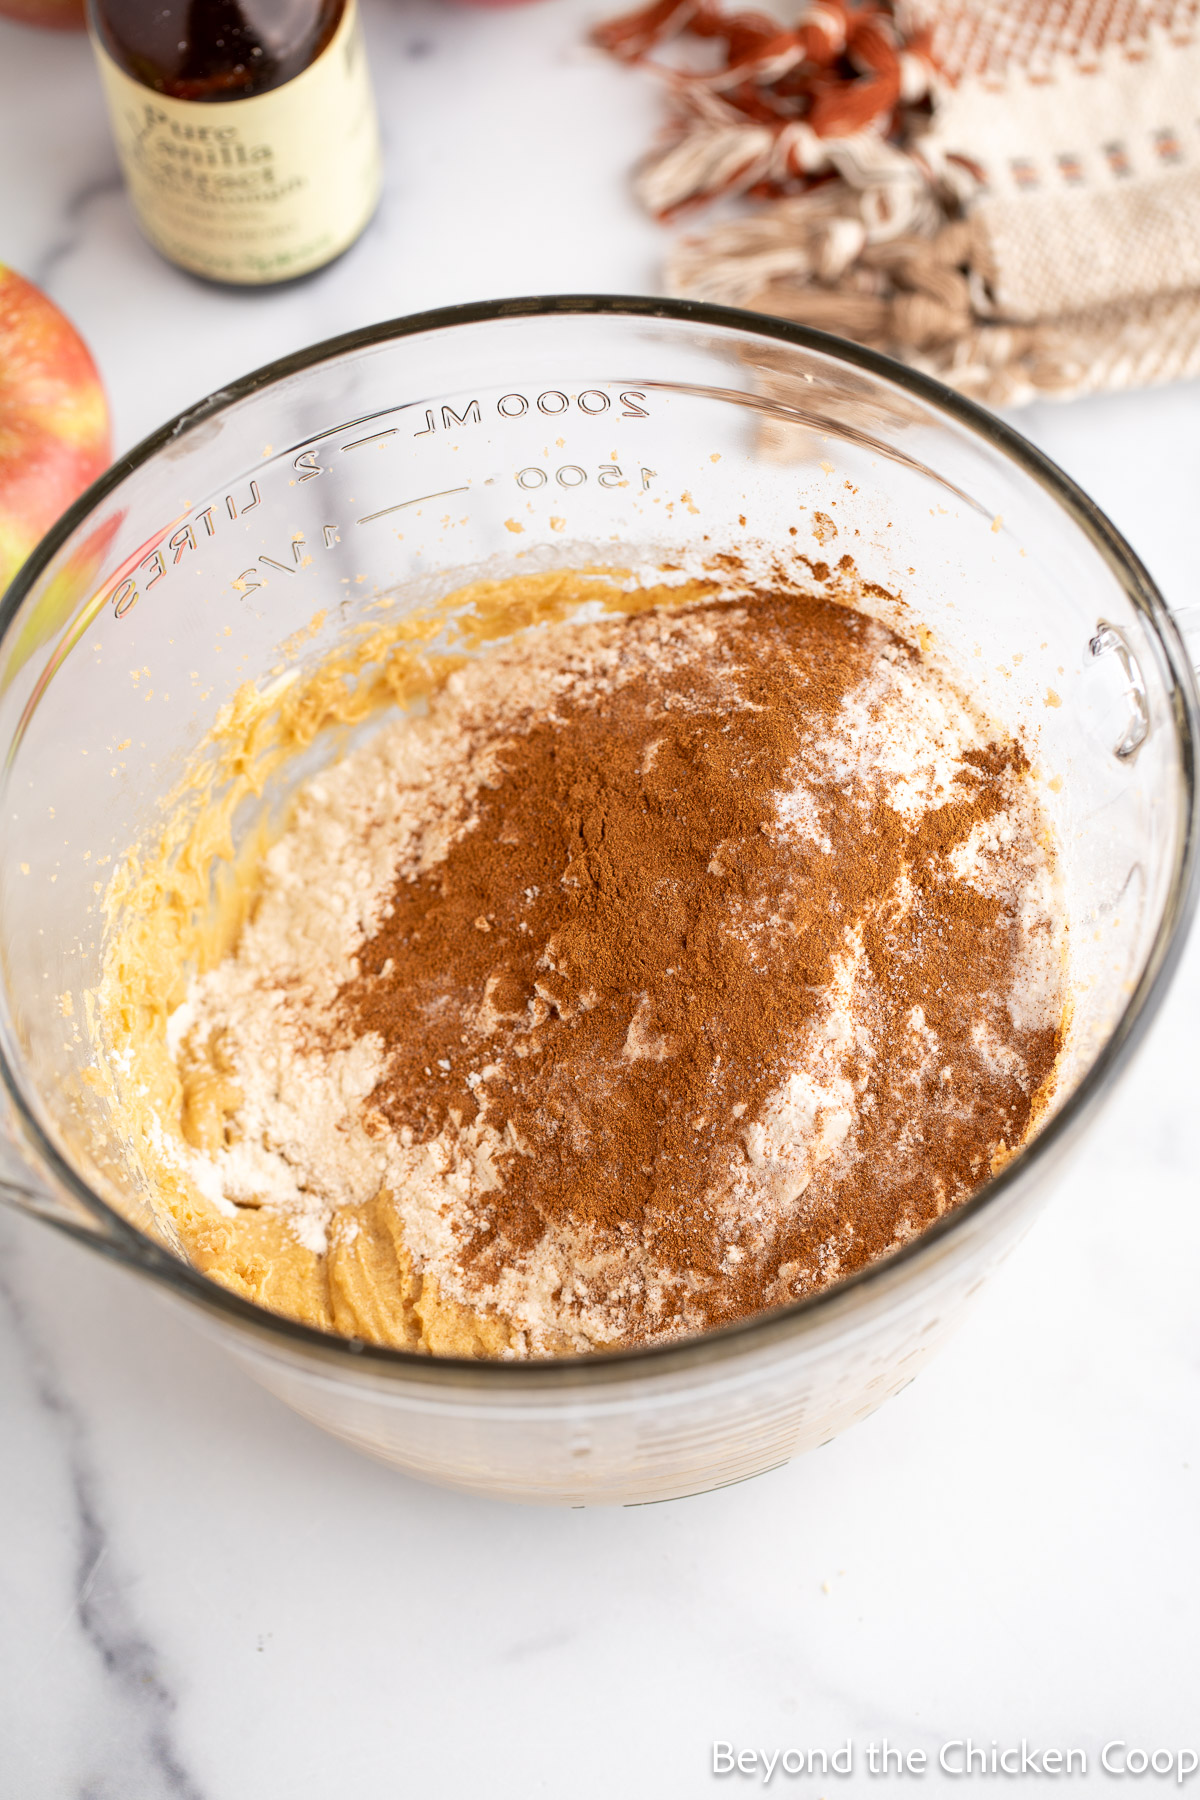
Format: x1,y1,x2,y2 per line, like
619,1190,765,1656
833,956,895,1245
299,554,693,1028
335,592,1061,1343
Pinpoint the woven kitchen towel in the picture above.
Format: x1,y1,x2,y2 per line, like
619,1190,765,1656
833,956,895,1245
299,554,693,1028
597,0,1200,403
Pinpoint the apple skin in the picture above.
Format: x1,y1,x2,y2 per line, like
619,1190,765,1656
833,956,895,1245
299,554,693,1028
0,264,111,597
0,0,86,28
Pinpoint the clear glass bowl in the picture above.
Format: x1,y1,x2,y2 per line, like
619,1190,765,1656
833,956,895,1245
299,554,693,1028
1,298,1197,1505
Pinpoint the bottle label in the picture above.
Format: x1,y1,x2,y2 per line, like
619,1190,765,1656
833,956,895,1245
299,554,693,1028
93,0,382,286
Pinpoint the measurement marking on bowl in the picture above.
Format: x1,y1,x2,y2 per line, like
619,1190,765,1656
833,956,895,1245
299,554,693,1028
258,537,310,575
225,480,262,520
357,487,470,525
340,429,399,453
515,464,655,491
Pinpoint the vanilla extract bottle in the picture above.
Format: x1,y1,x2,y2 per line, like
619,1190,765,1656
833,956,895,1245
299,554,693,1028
89,0,382,286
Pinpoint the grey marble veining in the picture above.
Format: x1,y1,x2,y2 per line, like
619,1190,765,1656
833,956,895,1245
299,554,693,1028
0,1,1199,1794
0,1235,206,1800
27,167,123,297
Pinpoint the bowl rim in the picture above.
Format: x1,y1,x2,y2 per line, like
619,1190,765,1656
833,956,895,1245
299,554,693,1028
2,292,1197,1388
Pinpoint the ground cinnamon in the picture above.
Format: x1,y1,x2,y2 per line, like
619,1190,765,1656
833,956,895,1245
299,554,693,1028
337,590,1060,1343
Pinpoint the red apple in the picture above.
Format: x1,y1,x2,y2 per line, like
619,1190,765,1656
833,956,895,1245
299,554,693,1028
0,264,111,597
0,0,86,29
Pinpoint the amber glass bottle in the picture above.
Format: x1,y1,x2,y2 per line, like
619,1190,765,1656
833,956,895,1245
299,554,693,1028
89,0,381,286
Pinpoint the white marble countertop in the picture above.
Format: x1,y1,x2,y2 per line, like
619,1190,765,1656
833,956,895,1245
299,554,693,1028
2,4,1199,1795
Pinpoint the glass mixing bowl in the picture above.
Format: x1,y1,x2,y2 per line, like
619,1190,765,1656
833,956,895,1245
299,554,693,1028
1,298,1197,1505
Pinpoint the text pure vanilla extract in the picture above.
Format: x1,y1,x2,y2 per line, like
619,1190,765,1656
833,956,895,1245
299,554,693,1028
88,0,382,286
